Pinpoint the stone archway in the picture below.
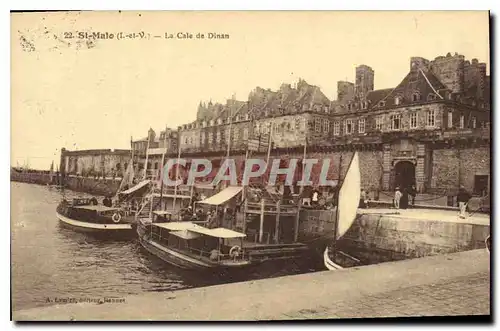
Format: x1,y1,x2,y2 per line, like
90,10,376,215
394,160,416,191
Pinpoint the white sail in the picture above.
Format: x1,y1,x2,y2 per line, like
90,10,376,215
323,152,361,270
336,151,361,239
118,161,135,192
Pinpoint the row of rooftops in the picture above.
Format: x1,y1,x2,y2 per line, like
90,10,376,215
137,53,489,137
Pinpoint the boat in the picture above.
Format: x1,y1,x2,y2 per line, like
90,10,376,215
323,151,361,270
56,197,137,237
136,214,251,270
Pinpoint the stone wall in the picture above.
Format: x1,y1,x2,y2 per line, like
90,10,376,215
340,213,489,259
64,176,121,196
431,147,490,194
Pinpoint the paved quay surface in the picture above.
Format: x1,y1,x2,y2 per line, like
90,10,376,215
358,208,490,226
14,249,490,321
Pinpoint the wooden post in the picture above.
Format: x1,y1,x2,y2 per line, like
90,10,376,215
242,199,248,234
274,200,281,243
294,201,301,242
259,198,265,243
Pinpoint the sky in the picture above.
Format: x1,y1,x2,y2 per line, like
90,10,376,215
11,11,489,170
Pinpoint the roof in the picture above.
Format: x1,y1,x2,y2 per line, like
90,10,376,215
197,186,243,205
372,69,447,109
153,222,197,231
189,227,246,239
170,230,201,240
366,88,393,106
73,205,120,212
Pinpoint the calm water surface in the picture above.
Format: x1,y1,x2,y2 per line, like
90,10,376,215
11,182,319,311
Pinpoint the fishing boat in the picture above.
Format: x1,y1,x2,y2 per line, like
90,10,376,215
55,179,153,237
323,152,361,270
136,214,251,270
56,197,136,237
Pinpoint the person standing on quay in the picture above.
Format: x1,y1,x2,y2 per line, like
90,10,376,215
457,185,472,219
394,187,402,210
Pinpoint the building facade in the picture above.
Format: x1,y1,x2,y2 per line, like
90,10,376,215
60,148,131,179
137,52,490,196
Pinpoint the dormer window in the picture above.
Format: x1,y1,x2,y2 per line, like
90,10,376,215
324,106,329,113
347,103,352,111
378,101,386,107
209,120,214,126
202,121,207,127
245,114,250,120
412,93,421,102
394,96,402,105
361,101,368,110
235,115,240,122
217,118,222,125
427,93,436,101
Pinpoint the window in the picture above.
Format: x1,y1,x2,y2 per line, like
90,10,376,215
209,120,214,126
333,121,340,136
460,115,465,129
245,114,250,121
324,106,329,113
412,93,421,102
361,101,368,110
378,101,386,107
426,109,436,127
390,114,402,130
217,118,222,125
427,93,436,101
235,115,240,122
216,131,221,143
243,128,249,140
410,112,418,129
323,119,330,133
347,103,352,111
394,96,402,105
225,128,230,141
472,116,477,129
358,118,365,133
376,116,383,131
201,131,205,143
208,132,213,143
345,119,353,134
448,111,453,128
233,128,239,142
315,118,321,132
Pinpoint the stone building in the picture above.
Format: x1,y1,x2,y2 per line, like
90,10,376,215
60,148,131,178
139,52,490,196
131,127,178,179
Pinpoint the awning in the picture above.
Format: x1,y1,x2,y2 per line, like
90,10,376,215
170,230,201,240
197,186,243,206
119,180,151,195
189,227,246,239
153,222,197,231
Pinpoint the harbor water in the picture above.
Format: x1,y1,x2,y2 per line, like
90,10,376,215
11,182,321,311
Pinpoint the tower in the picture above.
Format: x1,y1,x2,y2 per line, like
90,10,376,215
355,65,374,99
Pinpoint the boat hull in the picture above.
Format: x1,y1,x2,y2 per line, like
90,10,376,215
56,212,135,238
137,230,251,271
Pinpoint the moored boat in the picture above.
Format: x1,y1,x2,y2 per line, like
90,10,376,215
137,214,251,270
56,198,136,238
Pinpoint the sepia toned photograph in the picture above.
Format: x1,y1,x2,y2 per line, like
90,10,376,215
10,10,491,321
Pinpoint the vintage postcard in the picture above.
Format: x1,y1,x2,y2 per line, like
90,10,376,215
11,11,491,321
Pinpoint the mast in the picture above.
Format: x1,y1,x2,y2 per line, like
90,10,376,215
143,133,151,180
294,136,307,242
331,152,343,253
159,127,168,210
172,137,182,212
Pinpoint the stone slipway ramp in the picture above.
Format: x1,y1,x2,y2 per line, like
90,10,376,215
14,249,490,321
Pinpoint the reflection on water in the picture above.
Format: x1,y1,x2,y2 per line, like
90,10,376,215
11,182,320,311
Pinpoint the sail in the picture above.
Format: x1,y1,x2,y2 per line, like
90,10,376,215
336,152,361,239
118,161,135,192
